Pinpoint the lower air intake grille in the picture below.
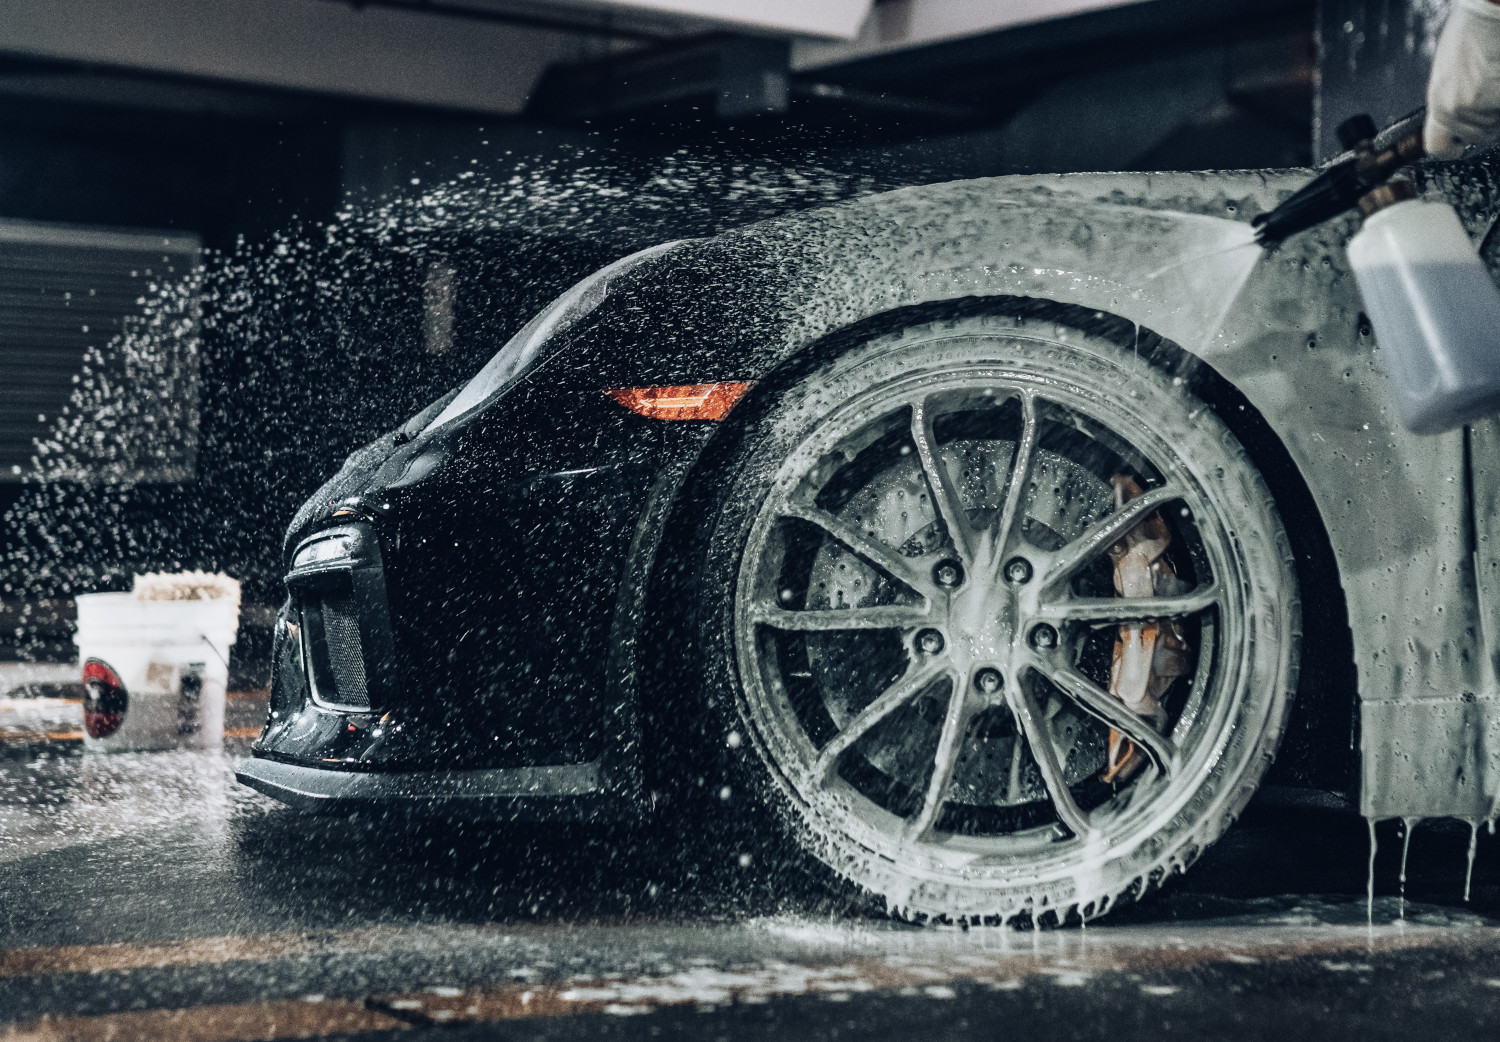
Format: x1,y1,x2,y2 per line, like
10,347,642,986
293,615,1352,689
305,593,370,709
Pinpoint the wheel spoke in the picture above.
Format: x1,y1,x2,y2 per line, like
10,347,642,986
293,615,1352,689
1038,584,1221,626
814,660,954,781
1040,484,1182,590
1031,657,1179,776
1003,680,1092,838
991,392,1038,568
751,603,932,632
911,397,972,563
781,498,930,594
902,681,974,843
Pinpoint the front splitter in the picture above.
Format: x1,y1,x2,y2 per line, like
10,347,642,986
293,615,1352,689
235,755,610,819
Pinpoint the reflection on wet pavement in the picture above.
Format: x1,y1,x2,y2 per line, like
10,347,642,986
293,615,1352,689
6,745,1500,1040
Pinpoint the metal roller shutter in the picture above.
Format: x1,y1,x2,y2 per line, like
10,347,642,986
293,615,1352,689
0,219,201,483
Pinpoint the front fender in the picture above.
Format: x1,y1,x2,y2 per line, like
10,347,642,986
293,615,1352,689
593,169,1494,822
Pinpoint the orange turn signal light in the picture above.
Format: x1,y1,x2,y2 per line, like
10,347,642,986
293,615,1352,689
605,382,755,421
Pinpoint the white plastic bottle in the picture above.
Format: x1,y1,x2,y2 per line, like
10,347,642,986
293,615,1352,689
1347,179,1500,435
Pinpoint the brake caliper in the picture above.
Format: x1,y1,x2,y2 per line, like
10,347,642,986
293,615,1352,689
1100,476,1192,784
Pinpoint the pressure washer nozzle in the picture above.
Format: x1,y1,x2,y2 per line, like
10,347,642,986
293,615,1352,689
1253,117,1426,246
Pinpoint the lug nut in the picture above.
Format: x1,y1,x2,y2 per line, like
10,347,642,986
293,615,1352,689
917,628,946,655
933,559,965,588
1030,623,1059,649
1004,557,1033,585
974,668,1004,694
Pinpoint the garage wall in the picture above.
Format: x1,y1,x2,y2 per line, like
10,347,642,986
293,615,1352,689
1315,0,1450,162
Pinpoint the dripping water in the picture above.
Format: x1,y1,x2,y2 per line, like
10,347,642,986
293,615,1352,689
1465,819,1479,903
1367,817,1378,923
1398,816,1418,921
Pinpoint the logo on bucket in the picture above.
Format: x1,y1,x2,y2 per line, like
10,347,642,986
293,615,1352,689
177,664,204,737
82,658,128,738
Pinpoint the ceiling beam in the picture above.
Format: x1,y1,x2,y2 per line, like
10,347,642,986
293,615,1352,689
793,0,1155,70
533,0,873,39
0,0,590,114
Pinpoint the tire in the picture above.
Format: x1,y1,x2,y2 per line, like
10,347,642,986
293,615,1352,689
696,311,1300,924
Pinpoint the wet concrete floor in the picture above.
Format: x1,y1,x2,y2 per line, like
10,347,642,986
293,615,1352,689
5,735,1500,1041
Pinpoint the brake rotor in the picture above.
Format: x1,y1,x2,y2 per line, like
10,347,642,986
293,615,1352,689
1101,475,1192,783
802,434,1124,810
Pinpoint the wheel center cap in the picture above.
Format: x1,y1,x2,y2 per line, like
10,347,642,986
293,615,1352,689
949,577,1017,667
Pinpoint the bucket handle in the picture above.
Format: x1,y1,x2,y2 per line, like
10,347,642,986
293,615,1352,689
198,634,229,670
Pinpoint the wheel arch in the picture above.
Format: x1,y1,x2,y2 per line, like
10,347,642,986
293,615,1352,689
624,294,1357,806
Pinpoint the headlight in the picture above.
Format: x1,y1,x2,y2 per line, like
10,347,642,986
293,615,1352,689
422,239,688,433
292,533,354,569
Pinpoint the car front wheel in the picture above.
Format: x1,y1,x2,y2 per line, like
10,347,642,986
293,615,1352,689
698,310,1300,924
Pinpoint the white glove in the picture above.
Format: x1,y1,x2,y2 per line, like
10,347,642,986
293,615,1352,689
1427,0,1500,159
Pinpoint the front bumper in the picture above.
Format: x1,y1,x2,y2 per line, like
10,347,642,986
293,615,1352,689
245,515,617,818
249,520,418,768
247,451,676,810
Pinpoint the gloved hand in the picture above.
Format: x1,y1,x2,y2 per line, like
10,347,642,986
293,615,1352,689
1427,0,1500,159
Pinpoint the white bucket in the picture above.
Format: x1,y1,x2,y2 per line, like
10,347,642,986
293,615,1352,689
75,572,241,752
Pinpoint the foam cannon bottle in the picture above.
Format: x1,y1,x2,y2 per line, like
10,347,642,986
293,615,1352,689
1255,113,1500,434
1346,178,1500,433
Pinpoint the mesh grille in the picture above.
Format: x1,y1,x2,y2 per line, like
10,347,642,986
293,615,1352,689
310,594,370,709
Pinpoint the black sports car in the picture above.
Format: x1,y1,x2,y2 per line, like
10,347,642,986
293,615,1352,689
239,162,1500,923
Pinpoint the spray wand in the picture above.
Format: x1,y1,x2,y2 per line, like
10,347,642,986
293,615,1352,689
1253,113,1426,246
1251,110,1500,435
